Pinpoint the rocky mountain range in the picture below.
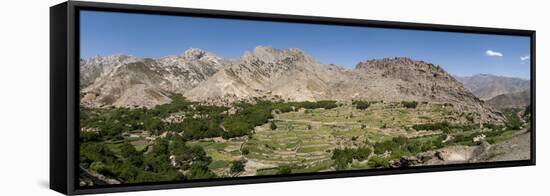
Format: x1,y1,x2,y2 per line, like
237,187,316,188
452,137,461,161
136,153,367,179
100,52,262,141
80,48,225,108
80,46,502,121
455,74,530,100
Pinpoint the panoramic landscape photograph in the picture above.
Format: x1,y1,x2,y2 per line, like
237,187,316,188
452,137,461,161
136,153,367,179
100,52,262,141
78,10,532,186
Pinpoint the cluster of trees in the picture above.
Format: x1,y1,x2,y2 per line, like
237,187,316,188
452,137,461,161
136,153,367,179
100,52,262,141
365,135,448,168
301,100,338,110
79,95,194,141
367,156,392,168
373,136,443,156
412,121,452,132
411,121,480,133
447,129,510,146
165,117,225,140
503,109,523,130
482,123,503,131
401,101,418,108
80,134,217,184
331,147,372,170
80,141,183,183
167,135,216,179
272,100,338,112
352,100,371,110
79,96,345,182
412,120,508,134
230,160,246,177
276,165,293,175
255,165,294,175
81,96,342,142
220,101,276,138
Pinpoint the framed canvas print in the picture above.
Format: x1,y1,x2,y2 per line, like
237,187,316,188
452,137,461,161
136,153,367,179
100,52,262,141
50,1,536,195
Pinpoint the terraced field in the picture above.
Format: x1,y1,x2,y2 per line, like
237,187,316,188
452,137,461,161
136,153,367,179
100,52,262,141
186,138,246,177
188,101,488,176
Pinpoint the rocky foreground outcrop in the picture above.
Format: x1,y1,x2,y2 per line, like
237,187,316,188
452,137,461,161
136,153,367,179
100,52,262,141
389,131,531,168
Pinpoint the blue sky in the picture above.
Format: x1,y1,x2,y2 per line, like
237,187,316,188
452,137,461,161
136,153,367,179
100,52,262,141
80,10,531,79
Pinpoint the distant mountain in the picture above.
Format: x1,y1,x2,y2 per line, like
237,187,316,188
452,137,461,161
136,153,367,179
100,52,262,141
80,55,140,88
486,90,531,110
455,74,530,100
80,46,501,121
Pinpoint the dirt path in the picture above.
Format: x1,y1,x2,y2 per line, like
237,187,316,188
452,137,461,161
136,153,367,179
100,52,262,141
241,159,276,176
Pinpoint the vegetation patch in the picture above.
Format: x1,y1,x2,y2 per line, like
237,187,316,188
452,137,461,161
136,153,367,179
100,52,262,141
401,101,418,109
331,147,372,170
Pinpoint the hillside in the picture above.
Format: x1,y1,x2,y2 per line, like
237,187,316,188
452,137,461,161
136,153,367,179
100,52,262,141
486,90,531,110
455,74,529,100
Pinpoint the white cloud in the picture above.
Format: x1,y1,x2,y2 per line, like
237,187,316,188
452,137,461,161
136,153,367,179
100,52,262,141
485,50,503,57
520,55,530,61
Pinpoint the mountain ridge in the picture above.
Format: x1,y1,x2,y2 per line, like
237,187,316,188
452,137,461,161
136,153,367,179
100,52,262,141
80,46,503,122
486,89,531,110
455,74,530,100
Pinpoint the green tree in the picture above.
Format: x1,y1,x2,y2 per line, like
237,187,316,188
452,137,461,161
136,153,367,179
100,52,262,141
241,148,250,155
401,101,418,109
504,110,522,130
144,117,163,135
120,142,143,166
270,121,277,130
230,160,246,176
277,165,292,175
186,164,217,180
354,100,371,110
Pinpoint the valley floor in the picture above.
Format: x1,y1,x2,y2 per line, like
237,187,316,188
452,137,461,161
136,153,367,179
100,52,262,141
79,100,531,185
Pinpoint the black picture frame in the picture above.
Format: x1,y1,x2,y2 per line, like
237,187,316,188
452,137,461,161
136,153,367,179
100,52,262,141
50,1,536,195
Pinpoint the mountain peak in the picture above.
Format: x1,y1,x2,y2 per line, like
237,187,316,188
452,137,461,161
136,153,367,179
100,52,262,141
181,48,217,61
355,57,443,75
252,45,278,54
473,73,496,78
243,45,313,63
181,48,207,60
250,45,283,62
84,54,138,62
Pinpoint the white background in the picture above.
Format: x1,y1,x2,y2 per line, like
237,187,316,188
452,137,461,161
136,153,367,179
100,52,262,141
0,0,546,195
